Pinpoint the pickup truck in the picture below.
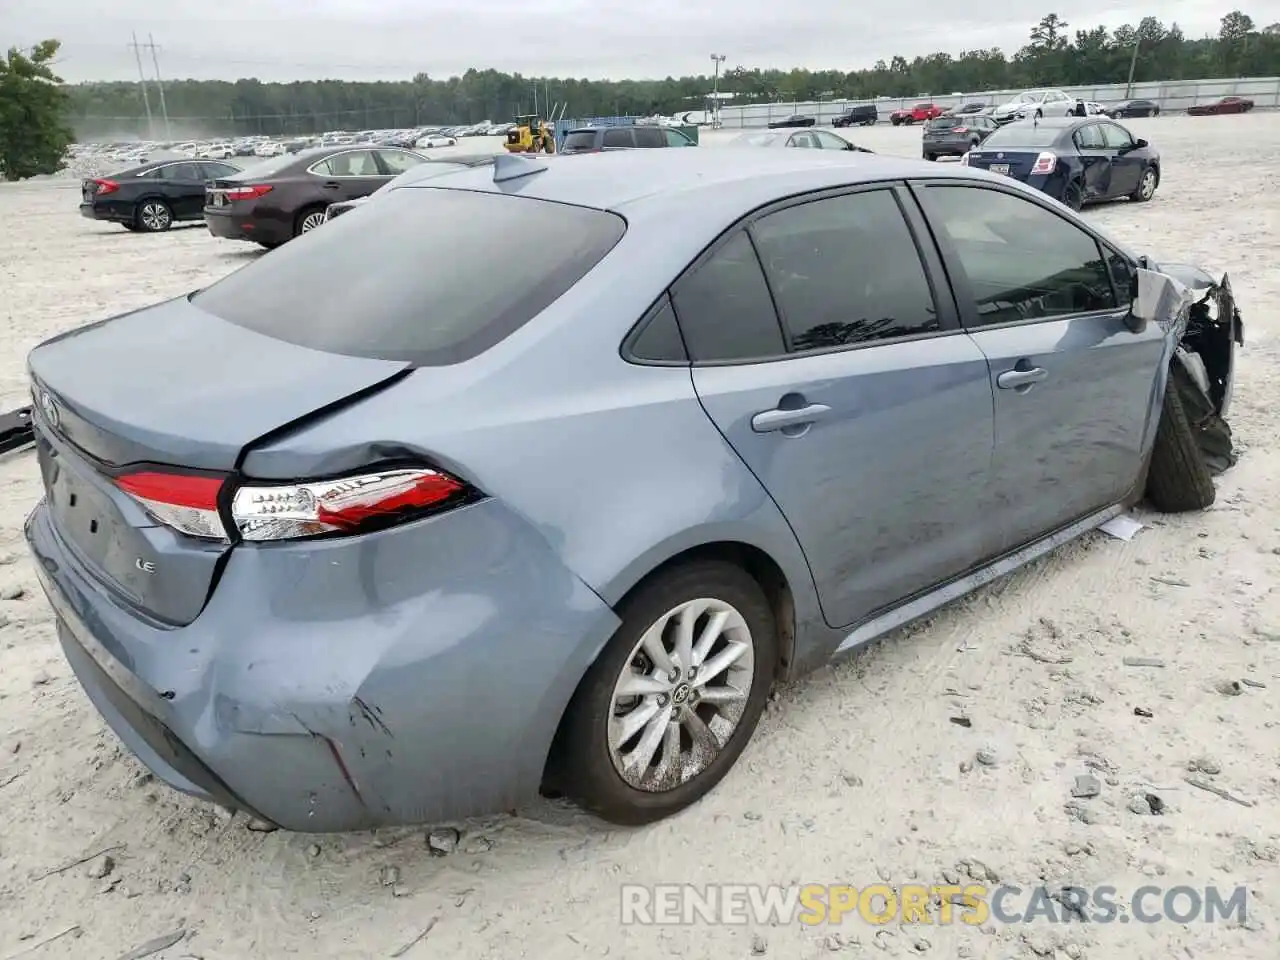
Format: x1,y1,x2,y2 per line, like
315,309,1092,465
890,103,944,126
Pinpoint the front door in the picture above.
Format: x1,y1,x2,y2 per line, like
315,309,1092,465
1099,122,1144,198
913,181,1167,554
674,185,996,629
313,149,388,202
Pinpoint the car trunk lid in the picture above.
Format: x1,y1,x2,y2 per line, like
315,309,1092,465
966,149,1041,180
28,295,411,625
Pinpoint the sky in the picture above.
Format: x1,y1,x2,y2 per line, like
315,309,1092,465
7,0,1273,83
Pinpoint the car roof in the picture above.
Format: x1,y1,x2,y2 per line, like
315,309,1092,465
393,147,989,214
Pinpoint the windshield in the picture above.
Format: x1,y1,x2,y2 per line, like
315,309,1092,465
1011,92,1039,104
192,188,627,366
980,122,1065,149
926,117,959,130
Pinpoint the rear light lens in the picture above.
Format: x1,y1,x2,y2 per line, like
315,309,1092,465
1030,151,1057,175
115,472,228,540
93,179,119,195
225,184,273,201
231,468,471,542
114,465,474,543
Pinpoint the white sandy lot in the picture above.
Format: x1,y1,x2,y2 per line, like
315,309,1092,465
0,115,1277,960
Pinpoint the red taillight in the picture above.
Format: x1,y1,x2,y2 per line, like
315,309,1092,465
224,184,273,201
952,126,969,134
1030,151,1057,175
230,468,473,542
94,179,119,195
115,471,228,540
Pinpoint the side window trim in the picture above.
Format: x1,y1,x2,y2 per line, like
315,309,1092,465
907,180,1125,332
619,293,690,366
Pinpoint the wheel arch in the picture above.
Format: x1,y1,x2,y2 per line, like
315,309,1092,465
540,538,800,796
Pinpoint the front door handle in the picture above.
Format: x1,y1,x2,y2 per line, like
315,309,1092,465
751,403,831,433
323,181,342,189
997,366,1048,390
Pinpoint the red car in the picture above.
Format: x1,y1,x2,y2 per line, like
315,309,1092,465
1187,96,1254,116
890,102,944,126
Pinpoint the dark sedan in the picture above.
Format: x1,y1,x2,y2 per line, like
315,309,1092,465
922,114,1000,160
323,156,500,222
203,145,429,248
767,114,816,129
963,116,1159,211
1110,99,1161,118
81,158,243,232
1187,96,1254,116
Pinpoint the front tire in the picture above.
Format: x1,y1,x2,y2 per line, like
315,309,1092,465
550,560,777,825
1131,166,1158,202
1146,364,1216,512
135,199,173,232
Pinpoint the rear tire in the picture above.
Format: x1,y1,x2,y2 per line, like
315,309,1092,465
1146,364,1216,512
549,560,777,825
1064,178,1084,212
135,199,173,233
923,153,936,161
293,206,327,237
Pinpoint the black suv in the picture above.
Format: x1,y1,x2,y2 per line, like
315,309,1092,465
559,126,696,154
832,104,878,127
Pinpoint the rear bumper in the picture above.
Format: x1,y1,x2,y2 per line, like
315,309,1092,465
80,202,126,223
922,137,970,156
204,208,289,246
26,496,621,832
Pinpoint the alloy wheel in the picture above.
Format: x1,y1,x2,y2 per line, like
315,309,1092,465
140,202,170,231
607,598,755,792
1140,170,1157,200
299,211,326,233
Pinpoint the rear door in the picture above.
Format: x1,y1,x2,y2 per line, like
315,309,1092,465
676,184,996,629
1072,122,1114,200
911,180,1165,553
1099,122,1143,197
161,162,208,219
601,128,635,150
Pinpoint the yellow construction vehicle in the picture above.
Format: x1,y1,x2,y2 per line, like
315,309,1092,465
504,115,556,154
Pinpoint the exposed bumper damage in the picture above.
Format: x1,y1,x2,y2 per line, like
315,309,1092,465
1155,264,1244,476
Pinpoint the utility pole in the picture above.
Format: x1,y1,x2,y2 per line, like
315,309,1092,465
710,53,726,128
145,34,172,140
1126,35,1142,98
128,33,155,139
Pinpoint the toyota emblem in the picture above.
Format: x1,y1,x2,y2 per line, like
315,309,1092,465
39,390,59,429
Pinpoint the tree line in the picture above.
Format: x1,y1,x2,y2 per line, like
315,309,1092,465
59,10,1280,140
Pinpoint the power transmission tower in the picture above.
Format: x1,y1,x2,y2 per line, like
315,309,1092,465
145,34,173,139
127,32,155,139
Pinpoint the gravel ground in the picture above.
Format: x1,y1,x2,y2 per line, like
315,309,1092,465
0,114,1277,960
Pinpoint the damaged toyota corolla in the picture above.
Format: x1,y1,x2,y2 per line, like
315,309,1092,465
24,150,1243,831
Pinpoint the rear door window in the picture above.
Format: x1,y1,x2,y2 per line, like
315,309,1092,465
633,127,666,148
751,189,940,351
602,129,634,148
561,131,598,151
670,231,785,362
163,162,203,181
1074,124,1105,149
192,189,627,366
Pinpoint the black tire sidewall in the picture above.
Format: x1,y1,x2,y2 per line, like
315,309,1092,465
554,560,777,825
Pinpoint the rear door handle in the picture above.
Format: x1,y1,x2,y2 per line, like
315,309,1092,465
996,367,1048,389
323,181,342,189
751,403,831,433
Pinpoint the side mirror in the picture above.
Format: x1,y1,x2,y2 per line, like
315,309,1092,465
1132,138,1148,149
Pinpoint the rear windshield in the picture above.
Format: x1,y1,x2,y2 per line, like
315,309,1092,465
561,131,597,150
926,117,959,130
229,153,304,179
192,188,627,366
980,123,1065,149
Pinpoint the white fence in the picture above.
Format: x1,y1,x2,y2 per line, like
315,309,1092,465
716,76,1280,129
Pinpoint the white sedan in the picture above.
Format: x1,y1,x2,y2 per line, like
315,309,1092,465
415,134,457,149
